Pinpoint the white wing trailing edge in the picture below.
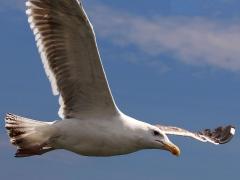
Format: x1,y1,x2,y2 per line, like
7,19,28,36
156,125,235,145
26,0,119,119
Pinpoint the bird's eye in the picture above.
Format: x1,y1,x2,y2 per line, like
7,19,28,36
153,130,160,136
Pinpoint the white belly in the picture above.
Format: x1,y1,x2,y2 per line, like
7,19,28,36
50,118,143,156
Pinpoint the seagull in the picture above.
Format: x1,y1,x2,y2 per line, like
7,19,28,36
5,0,235,158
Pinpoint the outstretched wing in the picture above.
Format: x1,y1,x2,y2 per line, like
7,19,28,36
26,0,119,119
156,125,235,145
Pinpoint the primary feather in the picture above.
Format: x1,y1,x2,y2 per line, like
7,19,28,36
156,125,235,145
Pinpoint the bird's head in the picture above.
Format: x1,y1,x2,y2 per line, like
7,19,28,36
145,126,180,156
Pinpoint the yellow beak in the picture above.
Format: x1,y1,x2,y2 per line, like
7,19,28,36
162,142,181,156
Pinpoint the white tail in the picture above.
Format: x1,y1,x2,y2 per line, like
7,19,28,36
5,113,54,157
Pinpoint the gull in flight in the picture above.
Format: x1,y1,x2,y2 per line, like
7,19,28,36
5,0,235,158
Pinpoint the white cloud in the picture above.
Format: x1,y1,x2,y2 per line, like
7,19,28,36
89,5,240,72
4,0,240,72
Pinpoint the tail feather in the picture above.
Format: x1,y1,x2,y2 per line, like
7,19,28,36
5,113,54,157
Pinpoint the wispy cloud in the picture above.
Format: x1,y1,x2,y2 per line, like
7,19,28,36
4,0,240,72
89,5,240,72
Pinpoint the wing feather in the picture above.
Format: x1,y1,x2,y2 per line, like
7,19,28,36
156,124,235,145
26,0,119,119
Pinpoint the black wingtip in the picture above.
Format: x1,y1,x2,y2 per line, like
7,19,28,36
200,125,236,144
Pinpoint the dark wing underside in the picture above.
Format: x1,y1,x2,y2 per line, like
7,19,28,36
26,0,119,119
156,124,235,145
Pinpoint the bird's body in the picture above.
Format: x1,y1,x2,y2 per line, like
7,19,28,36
51,114,153,156
5,0,235,158
6,112,162,157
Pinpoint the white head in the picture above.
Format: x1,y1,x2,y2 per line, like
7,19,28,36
138,125,180,156
121,114,180,156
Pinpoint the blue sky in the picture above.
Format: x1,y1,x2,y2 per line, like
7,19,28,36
0,0,239,179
